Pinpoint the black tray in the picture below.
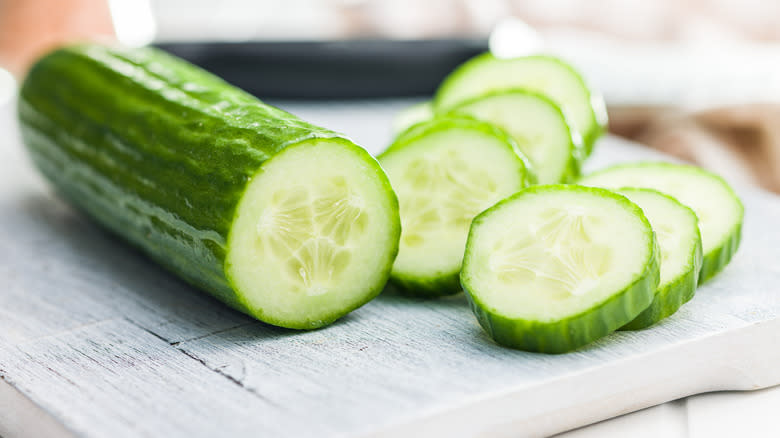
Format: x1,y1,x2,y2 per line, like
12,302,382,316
155,39,487,99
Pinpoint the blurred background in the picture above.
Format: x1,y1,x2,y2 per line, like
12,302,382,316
3,0,780,191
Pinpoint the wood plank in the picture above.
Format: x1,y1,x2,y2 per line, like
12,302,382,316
0,189,253,346
368,317,780,437
0,318,293,438
1,99,778,438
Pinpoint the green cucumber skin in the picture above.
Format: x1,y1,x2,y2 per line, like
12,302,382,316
390,271,462,298
380,116,534,297
699,222,741,284
618,188,704,330
433,53,607,156
18,44,399,329
579,162,744,284
620,253,699,330
385,115,537,186
447,88,585,184
461,185,660,354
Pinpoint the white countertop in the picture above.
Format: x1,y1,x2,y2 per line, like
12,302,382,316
560,385,780,437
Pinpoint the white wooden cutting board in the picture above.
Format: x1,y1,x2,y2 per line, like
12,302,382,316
0,99,778,438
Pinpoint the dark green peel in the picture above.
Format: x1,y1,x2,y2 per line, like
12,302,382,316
19,44,400,329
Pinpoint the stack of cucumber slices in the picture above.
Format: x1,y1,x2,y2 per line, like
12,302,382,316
20,44,744,354
384,52,743,353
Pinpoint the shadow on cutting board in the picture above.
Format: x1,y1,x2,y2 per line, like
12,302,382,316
5,191,473,346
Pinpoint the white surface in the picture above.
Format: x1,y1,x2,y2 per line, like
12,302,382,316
547,38,780,109
1,97,779,437
560,386,780,438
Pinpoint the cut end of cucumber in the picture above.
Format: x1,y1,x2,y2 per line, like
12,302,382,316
226,139,400,329
461,185,659,353
379,117,531,296
449,89,582,184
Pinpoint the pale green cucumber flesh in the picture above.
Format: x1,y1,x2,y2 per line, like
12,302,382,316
19,44,401,330
449,89,583,184
461,185,660,353
227,140,401,328
579,163,743,283
616,188,703,330
434,53,606,155
379,117,532,297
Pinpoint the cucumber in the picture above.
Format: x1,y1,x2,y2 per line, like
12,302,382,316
448,89,583,184
461,185,660,353
616,189,703,330
378,117,533,296
579,163,743,283
434,53,607,155
392,101,433,135
18,44,401,329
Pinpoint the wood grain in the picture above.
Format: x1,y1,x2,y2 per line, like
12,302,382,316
1,318,293,437
0,100,778,438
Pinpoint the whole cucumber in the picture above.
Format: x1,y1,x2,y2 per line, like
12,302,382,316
19,44,400,329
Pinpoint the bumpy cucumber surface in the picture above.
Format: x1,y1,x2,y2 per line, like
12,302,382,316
579,162,743,283
19,44,400,329
448,89,583,184
379,117,533,297
461,185,659,353
434,53,607,155
616,189,703,330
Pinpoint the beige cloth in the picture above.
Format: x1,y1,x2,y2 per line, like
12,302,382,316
609,105,780,193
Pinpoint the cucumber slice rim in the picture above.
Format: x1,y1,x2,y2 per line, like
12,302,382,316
615,187,704,330
386,115,537,185
225,136,401,329
462,184,658,322
461,184,660,352
433,52,607,154
379,116,535,296
616,187,703,283
447,87,585,183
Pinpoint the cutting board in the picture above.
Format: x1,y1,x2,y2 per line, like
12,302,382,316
1,100,778,438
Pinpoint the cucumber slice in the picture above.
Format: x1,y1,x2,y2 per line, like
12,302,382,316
392,101,433,135
448,89,584,184
379,117,533,296
461,185,660,353
434,53,607,155
579,163,743,283
615,188,703,330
